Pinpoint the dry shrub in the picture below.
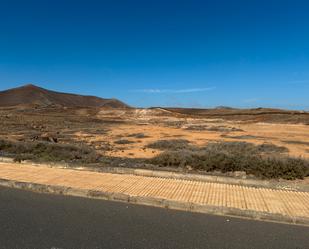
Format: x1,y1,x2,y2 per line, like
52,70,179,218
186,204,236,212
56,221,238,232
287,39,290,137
114,139,135,144
283,140,309,146
149,141,308,180
0,139,100,164
127,133,150,139
146,139,191,150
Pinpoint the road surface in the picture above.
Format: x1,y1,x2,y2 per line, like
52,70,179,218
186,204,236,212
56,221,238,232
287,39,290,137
0,186,308,249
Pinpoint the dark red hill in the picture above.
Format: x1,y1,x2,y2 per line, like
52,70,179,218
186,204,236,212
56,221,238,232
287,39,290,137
0,84,129,108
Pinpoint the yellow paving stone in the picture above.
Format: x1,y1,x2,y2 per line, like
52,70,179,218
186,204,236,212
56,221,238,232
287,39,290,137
260,189,288,215
0,162,308,221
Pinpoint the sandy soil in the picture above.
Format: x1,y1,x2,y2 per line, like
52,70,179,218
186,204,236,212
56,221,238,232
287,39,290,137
1,107,309,160
72,108,309,159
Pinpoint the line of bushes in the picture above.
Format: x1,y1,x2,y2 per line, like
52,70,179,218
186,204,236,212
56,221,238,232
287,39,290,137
0,139,101,164
146,139,192,150
149,141,308,180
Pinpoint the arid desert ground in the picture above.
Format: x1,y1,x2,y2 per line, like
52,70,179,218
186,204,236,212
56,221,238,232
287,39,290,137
1,105,309,182
0,84,308,182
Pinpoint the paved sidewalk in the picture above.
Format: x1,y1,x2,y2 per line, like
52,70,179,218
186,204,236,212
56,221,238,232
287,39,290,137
0,162,308,224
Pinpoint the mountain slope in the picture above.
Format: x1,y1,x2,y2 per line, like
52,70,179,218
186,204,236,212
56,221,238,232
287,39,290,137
0,84,130,108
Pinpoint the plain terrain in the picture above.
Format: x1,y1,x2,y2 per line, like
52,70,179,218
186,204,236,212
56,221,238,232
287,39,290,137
1,85,309,180
0,104,309,181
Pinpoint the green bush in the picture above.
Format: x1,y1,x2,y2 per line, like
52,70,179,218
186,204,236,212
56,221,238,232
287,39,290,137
149,141,308,180
114,139,135,144
0,139,100,164
146,139,191,150
204,141,288,155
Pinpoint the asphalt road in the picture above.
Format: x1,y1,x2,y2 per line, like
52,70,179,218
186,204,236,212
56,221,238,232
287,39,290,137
0,186,308,249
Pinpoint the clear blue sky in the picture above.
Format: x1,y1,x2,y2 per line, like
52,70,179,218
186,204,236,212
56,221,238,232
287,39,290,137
1,0,309,109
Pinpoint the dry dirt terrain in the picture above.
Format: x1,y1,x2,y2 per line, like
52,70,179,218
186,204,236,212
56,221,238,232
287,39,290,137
0,106,308,156
1,106,308,160
98,108,309,159
0,84,309,181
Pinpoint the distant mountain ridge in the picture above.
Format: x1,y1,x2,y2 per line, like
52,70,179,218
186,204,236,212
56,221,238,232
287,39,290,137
0,84,130,108
163,107,308,116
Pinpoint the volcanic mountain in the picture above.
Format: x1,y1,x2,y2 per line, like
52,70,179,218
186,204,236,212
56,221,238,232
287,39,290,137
0,84,130,108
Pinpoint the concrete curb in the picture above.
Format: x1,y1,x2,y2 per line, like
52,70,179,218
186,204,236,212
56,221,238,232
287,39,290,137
0,178,308,226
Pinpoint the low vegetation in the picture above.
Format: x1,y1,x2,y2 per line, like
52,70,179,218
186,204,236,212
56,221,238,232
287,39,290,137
221,134,264,140
1,136,308,180
114,139,135,144
146,139,191,150
185,125,243,132
0,139,101,164
149,141,308,180
127,133,150,138
282,140,309,146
